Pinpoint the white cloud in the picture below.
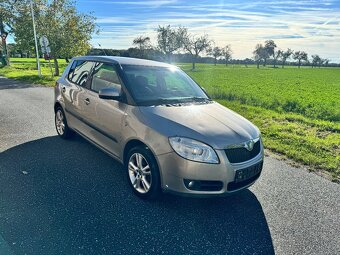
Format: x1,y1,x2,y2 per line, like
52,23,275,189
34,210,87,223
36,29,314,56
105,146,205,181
91,0,340,62
84,0,178,8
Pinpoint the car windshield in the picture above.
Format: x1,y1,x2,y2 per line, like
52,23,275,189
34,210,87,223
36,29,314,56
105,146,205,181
121,65,211,106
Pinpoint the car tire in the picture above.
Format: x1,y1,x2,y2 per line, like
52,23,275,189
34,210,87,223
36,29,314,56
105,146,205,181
126,146,162,200
55,107,74,139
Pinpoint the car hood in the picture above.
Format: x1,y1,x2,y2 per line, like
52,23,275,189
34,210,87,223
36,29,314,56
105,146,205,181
139,102,260,149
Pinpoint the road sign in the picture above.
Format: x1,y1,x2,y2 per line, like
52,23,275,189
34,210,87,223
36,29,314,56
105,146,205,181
39,35,53,77
39,36,51,54
39,36,49,47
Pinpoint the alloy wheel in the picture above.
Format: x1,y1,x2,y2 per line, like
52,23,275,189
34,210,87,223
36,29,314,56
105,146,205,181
128,153,152,194
55,110,65,135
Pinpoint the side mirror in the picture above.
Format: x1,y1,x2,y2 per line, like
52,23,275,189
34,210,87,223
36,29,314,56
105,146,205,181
99,87,121,100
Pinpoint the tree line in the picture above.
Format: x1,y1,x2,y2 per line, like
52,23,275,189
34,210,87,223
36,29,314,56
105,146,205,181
253,40,330,69
128,25,232,70
93,25,336,69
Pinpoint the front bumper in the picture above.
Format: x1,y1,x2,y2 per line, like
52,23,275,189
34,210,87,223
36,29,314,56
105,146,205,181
157,146,264,196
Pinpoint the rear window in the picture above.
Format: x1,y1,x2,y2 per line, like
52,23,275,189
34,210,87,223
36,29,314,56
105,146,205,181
68,60,94,86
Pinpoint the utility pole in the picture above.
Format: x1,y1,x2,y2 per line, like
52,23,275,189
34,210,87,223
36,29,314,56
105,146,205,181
30,0,41,76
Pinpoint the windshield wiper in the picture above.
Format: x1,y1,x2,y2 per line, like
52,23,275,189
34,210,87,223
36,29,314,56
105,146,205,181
182,97,212,103
138,97,212,106
140,98,185,106
191,97,212,101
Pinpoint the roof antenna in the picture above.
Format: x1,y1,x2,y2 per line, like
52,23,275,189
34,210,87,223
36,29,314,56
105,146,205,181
98,43,108,56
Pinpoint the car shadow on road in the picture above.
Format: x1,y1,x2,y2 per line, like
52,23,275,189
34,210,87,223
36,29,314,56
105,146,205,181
0,76,36,90
0,135,274,255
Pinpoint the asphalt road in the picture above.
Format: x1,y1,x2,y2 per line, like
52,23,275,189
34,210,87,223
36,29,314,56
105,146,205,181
0,76,339,255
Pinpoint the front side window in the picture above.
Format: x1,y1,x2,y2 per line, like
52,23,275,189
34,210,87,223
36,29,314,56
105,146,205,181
68,60,94,86
121,65,209,105
91,63,122,93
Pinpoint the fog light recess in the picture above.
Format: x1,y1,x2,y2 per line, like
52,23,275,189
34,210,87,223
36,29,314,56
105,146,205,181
184,179,223,191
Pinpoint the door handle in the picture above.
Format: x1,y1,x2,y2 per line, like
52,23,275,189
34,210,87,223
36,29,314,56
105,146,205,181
62,86,66,93
84,98,90,105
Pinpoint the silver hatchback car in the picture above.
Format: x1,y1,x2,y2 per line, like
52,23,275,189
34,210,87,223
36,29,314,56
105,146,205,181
54,56,264,199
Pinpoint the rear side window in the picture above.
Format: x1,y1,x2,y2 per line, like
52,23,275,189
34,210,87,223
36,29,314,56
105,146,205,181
68,60,94,86
91,62,122,93
67,61,78,81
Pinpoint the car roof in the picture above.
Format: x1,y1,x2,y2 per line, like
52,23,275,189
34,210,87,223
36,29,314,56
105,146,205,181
72,56,175,68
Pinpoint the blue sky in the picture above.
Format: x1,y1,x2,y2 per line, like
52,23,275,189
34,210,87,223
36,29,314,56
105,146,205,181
47,1,340,61
76,0,340,62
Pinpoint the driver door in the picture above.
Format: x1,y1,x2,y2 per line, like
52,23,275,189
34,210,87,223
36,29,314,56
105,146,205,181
83,62,128,157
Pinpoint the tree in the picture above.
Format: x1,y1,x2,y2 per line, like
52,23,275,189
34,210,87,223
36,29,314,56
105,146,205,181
253,44,268,69
222,45,232,66
281,48,293,68
7,43,18,57
273,49,282,68
11,3,36,60
0,0,37,62
156,25,186,63
132,36,151,59
207,46,222,65
244,58,252,68
313,57,329,68
324,59,329,67
311,54,321,68
12,0,97,75
183,33,212,70
0,0,19,65
293,51,308,68
40,0,97,75
263,40,277,66
319,58,325,68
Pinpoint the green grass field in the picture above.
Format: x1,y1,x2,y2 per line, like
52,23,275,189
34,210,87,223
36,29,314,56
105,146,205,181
0,58,68,85
180,64,340,122
1,58,339,181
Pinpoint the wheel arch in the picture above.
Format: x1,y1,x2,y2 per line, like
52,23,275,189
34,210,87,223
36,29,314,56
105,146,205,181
54,102,63,113
123,139,163,184
123,139,152,165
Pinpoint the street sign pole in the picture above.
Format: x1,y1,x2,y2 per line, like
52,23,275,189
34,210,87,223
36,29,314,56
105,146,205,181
40,36,52,77
48,58,53,77
30,0,41,77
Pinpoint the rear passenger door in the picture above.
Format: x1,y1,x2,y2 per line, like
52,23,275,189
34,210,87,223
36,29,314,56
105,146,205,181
84,62,128,157
63,60,94,135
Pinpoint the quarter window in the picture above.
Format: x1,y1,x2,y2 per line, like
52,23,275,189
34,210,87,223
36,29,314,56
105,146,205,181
91,63,121,93
67,60,78,81
68,60,94,86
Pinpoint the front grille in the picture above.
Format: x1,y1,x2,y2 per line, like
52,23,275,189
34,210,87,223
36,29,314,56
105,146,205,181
225,140,261,163
227,161,263,191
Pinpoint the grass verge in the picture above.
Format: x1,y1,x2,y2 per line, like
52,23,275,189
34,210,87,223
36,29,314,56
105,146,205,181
0,58,67,86
220,100,340,182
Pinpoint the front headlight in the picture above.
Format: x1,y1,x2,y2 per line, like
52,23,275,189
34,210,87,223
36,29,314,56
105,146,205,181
169,137,219,164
